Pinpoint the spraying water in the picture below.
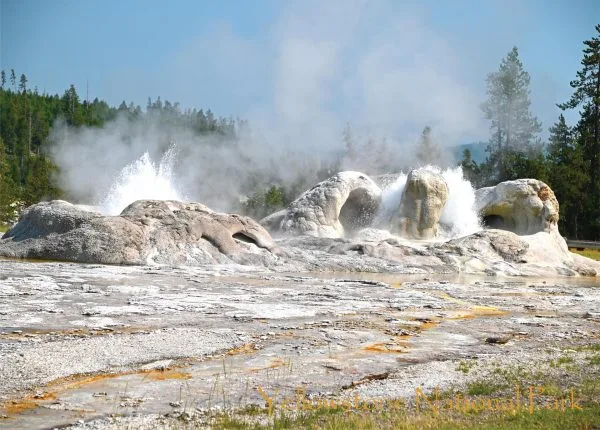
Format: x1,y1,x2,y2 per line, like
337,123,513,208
438,166,482,238
376,172,408,227
376,166,481,240
100,146,184,215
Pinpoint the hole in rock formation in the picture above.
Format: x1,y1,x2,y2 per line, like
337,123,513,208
482,214,507,230
339,188,380,233
232,232,258,245
474,179,560,235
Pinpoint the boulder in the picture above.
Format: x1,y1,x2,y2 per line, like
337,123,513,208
393,169,449,240
475,179,559,235
262,171,382,238
0,200,280,266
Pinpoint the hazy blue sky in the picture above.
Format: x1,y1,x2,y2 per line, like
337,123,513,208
1,0,598,144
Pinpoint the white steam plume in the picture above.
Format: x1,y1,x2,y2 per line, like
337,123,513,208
49,1,490,214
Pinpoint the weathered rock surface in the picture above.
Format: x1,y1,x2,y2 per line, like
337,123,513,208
393,169,449,240
475,179,559,235
262,171,382,238
1,259,599,429
0,200,280,265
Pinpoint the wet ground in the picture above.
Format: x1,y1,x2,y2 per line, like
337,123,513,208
0,258,599,429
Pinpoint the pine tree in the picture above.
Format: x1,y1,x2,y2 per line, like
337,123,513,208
19,74,27,93
546,114,587,238
481,47,542,181
547,114,572,165
10,69,16,91
0,71,5,89
416,125,442,166
558,24,600,234
459,148,480,184
61,85,82,126
342,122,356,162
206,109,215,130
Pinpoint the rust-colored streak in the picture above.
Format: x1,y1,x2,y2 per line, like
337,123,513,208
418,320,440,330
3,392,56,415
362,342,407,354
226,342,258,356
247,357,288,373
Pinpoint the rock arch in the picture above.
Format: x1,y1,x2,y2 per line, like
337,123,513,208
262,172,382,238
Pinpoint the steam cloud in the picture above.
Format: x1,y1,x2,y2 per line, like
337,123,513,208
49,1,490,214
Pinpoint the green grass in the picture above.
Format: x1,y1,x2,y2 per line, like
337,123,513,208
466,381,506,396
570,248,600,261
575,343,600,352
456,360,476,375
550,356,575,368
587,355,600,366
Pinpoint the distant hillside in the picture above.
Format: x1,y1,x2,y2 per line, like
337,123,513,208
451,142,487,164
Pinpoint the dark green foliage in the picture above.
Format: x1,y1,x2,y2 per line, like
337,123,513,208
241,186,288,220
545,114,588,238
558,24,600,239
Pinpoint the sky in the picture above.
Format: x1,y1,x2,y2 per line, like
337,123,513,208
1,0,599,145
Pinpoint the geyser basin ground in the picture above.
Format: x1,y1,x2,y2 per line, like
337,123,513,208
0,259,599,429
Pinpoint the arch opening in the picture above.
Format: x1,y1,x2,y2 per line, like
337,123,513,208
339,188,379,233
232,232,257,245
482,214,506,230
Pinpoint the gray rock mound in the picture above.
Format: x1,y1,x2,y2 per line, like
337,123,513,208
475,179,559,235
0,200,280,266
262,171,382,238
393,169,449,240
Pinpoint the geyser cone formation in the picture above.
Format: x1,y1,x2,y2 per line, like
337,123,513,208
265,167,481,241
1,169,599,276
393,169,449,240
261,171,382,238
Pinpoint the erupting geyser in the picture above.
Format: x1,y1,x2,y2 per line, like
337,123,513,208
100,146,184,215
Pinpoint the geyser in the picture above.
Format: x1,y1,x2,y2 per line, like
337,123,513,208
377,166,481,240
100,146,184,215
